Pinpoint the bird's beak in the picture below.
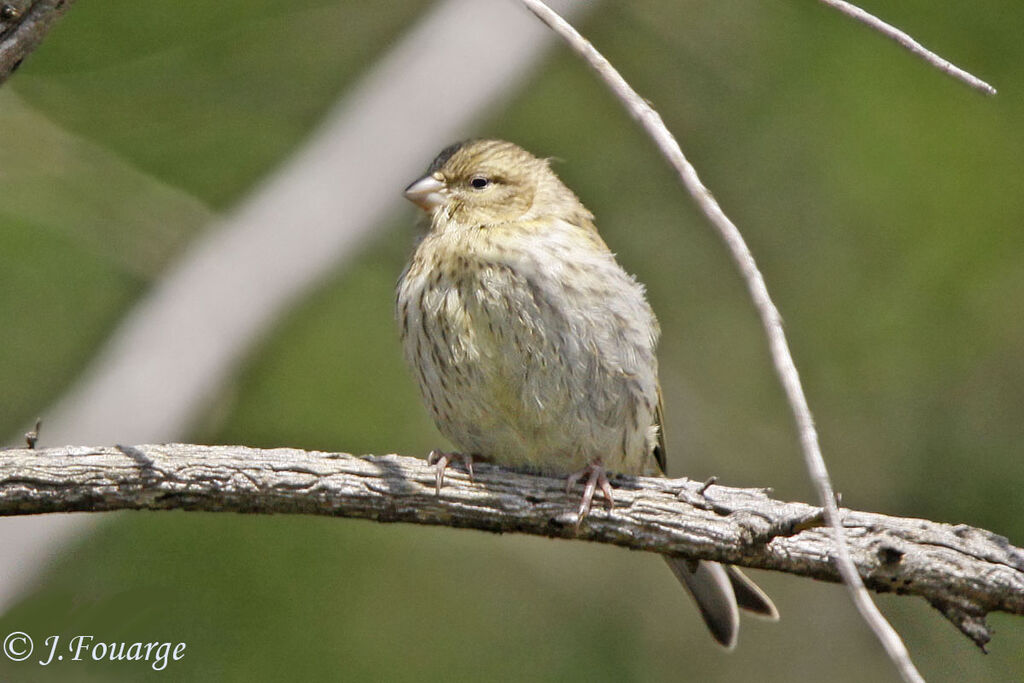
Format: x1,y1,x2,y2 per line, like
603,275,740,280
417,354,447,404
403,174,446,211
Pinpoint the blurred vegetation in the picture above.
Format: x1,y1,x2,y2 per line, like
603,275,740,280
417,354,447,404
1,0,1022,681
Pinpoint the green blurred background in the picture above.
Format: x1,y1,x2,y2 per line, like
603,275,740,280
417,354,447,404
1,0,1022,680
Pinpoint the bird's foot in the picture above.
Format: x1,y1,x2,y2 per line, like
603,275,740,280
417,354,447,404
426,450,475,494
565,462,615,530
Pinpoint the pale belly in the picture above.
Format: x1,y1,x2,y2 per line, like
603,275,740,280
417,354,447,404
398,254,660,476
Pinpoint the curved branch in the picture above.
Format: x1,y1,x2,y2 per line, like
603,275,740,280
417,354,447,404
0,0,75,85
517,1,922,680
2,444,1022,651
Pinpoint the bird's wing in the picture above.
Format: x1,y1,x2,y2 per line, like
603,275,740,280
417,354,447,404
652,383,667,475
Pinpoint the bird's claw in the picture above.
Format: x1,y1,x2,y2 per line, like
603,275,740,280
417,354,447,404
427,450,474,494
565,462,614,530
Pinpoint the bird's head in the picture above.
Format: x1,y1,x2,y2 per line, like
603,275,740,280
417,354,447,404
404,139,590,229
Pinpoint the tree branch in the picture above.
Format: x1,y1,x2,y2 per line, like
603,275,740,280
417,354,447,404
2,444,1021,651
0,0,76,85
818,0,996,95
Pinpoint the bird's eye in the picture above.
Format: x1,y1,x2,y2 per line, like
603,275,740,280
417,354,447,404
470,176,490,189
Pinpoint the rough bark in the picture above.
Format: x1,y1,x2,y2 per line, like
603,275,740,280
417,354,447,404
0,0,75,85
1,443,1021,650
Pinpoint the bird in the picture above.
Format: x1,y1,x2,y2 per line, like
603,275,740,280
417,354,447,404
397,139,777,648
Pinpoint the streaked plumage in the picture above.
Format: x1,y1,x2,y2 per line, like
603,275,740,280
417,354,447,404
397,139,776,648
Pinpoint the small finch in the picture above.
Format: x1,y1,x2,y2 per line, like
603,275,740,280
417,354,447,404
397,139,777,647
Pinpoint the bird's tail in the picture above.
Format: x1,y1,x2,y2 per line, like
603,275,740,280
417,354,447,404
664,557,778,649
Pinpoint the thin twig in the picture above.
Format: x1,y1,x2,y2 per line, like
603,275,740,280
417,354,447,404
24,418,41,449
1,444,1022,652
820,0,996,95
518,1,924,681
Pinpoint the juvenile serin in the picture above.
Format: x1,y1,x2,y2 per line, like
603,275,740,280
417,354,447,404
397,139,777,648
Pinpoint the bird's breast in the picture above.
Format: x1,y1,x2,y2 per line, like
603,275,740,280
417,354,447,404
397,229,660,473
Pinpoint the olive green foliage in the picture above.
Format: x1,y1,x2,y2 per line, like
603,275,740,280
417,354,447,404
1,1,1022,681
